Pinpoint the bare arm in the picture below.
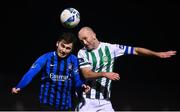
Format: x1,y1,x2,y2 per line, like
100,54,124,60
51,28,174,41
80,67,120,80
134,47,176,58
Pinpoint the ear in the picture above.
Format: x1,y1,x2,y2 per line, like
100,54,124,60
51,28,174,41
56,41,59,47
93,36,96,40
93,33,96,39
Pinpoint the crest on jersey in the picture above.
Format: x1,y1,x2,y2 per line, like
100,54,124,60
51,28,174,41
68,64,73,70
103,56,108,63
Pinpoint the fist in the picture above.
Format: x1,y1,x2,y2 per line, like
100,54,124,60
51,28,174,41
82,84,91,93
11,87,20,94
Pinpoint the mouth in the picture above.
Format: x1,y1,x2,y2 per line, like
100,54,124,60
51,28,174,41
57,51,66,57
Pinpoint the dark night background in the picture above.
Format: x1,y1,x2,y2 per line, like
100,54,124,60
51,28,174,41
1,0,179,111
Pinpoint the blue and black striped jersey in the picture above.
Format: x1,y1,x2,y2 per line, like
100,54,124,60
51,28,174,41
16,51,83,110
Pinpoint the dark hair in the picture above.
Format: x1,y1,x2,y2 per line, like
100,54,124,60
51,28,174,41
57,32,77,47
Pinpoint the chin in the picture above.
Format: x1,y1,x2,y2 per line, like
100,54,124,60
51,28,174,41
86,46,92,50
58,52,66,58
88,48,94,51
59,55,67,58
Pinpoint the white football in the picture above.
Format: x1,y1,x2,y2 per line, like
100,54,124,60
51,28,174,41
60,8,80,28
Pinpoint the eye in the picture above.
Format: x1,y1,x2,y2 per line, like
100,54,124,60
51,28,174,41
81,37,87,42
61,43,65,48
84,37,87,40
66,47,71,50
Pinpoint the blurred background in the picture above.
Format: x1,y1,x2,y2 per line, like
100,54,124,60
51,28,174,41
1,0,179,111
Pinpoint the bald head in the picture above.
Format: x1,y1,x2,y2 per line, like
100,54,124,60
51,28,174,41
78,26,99,50
78,26,95,37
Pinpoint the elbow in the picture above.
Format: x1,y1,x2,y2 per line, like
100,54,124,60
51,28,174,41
134,47,140,55
82,73,96,79
81,68,98,79
81,69,92,79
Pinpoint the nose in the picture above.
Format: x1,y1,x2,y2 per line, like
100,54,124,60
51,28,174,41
62,48,66,52
83,40,87,45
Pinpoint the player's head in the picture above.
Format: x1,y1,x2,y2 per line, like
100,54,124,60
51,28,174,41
56,32,76,58
78,26,99,50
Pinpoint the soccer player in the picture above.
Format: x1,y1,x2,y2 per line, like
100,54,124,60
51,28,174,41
11,32,90,111
76,26,176,112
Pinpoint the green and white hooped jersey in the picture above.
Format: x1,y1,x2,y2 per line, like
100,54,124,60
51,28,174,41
78,42,134,99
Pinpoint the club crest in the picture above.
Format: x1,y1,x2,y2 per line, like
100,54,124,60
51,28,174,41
103,56,108,63
68,64,73,70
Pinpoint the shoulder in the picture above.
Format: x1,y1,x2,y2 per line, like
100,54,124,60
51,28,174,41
100,42,112,46
78,47,87,55
99,42,116,49
44,51,55,56
69,54,78,60
68,54,79,65
40,51,55,59
79,47,87,52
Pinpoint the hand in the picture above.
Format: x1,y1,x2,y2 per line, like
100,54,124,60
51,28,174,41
157,50,176,58
103,72,120,80
12,87,20,94
82,84,91,93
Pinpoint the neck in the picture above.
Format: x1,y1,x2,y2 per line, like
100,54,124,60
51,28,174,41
93,39,100,49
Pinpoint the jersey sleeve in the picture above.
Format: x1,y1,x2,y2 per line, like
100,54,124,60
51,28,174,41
77,49,91,68
16,53,48,89
71,56,83,89
110,44,135,57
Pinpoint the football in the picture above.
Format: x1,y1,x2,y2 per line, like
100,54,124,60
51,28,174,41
60,8,80,28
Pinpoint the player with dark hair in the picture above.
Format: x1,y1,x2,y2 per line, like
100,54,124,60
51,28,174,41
12,32,90,111
76,26,176,112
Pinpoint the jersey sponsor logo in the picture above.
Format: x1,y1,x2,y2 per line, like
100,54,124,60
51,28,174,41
78,58,85,64
50,73,69,81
